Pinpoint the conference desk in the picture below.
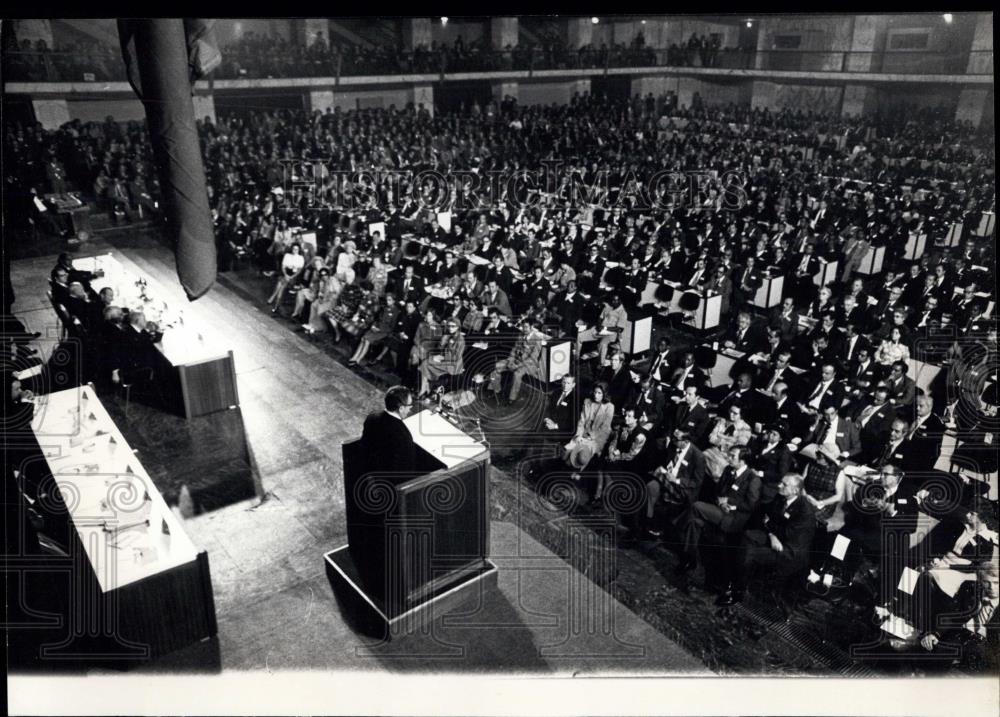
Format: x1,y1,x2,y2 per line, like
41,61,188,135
752,273,785,309
813,258,839,287
974,211,995,238
903,232,928,261
74,254,239,419
30,385,216,660
644,280,723,331
855,245,886,276
710,346,942,395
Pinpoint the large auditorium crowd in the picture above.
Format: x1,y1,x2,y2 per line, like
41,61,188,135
5,88,998,661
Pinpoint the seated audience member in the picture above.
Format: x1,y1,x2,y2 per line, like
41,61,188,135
487,320,544,405
575,293,628,366
906,394,946,470
757,349,799,399
833,462,920,594
799,363,845,417
349,292,399,366
540,373,581,441
884,360,917,410
723,311,768,356
597,351,639,414
647,338,673,383
677,446,761,587
417,317,464,398
768,296,800,344
640,428,707,540
629,375,666,434
723,473,816,607
797,403,861,465
664,351,706,397
703,403,753,478
267,242,304,313
563,382,615,476
874,326,911,366
769,380,806,439
748,425,793,503
853,383,898,460
890,509,998,654
594,406,651,507
844,345,884,413
669,385,711,443
867,418,920,474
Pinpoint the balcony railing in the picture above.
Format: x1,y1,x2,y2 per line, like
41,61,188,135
3,48,993,84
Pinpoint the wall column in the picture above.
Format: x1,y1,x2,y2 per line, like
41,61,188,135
750,80,777,110
402,18,433,52
966,12,993,75
412,84,434,117
32,99,70,130
192,94,217,125
296,19,330,47
841,84,876,117
845,15,888,72
490,17,518,49
566,18,593,49
491,81,519,102
956,88,990,127
14,19,53,47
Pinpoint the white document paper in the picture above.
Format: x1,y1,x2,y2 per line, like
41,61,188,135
831,534,851,561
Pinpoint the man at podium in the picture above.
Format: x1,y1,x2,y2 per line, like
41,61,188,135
361,386,417,481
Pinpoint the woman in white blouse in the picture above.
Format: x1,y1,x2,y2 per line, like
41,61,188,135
268,242,304,313
875,326,911,366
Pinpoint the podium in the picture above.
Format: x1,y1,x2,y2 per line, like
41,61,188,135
329,410,497,636
686,291,722,331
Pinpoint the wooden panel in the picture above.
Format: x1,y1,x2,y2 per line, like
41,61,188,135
177,353,239,418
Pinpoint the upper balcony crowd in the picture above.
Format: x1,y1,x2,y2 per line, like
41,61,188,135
4,29,985,83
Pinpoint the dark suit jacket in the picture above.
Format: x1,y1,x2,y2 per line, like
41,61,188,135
748,437,793,495
659,443,707,505
758,496,817,569
361,411,417,481
713,465,762,533
725,322,768,355
394,274,426,303
909,413,946,469
672,402,710,443
544,386,581,438
804,416,862,460
598,365,638,414
768,307,801,344
854,400,898,451
886,375,917,408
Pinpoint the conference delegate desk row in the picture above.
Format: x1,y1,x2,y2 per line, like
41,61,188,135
331,409,497,634
74,254,240,419
709,346,943,395
30,385,217,660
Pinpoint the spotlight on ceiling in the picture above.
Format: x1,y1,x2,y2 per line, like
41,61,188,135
746,20,754,28
441,17,449,25
591,17,600,25
641,20,647,25
942,13,953,24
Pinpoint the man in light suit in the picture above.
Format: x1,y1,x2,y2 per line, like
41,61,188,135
488,320,545,404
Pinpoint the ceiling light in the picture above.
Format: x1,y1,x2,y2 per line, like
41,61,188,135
943,14,953,23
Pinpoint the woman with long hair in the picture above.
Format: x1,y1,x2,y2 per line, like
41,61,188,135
564,382,615,477
268,242,304,314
